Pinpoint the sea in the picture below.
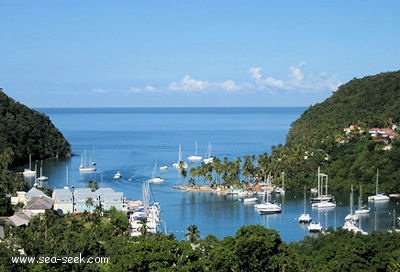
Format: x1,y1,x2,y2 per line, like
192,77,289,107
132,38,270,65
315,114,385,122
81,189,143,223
23,107,400,242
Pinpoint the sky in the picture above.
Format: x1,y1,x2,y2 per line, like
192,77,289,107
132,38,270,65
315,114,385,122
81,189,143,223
1,1,399,108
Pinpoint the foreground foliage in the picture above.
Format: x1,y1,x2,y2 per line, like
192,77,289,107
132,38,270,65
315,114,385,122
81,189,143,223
1,212,399,271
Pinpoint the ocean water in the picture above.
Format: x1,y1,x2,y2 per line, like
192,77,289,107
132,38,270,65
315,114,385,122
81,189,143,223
25,107,400,242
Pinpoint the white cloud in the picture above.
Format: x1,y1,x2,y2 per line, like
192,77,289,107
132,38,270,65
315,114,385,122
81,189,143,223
248,62,341,93
168,76,209,91
93,62,342,97
216,80,240,91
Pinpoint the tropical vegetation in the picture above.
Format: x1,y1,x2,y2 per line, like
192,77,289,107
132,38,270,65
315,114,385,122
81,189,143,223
1,211,399,271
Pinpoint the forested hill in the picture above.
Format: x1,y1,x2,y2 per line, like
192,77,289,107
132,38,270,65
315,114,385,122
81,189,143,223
0,89,71,167
287,70,400,146
273,70,400,193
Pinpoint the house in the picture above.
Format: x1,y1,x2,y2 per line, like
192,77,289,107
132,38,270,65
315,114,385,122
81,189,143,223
5,211,33,227
10,191,27,205
73,188,98,213
98,188,124,211
23,195,54,216
52,188,74,215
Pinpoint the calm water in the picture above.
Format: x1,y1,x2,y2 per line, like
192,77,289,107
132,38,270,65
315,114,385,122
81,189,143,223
24,107,400,242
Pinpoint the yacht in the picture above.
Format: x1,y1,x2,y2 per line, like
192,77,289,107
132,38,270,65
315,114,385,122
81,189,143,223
368,169,389,202
308,221,323,232
299,187,312,223
312,200,336,209
255,202,282,214
113,171,122,179
187,141,202,161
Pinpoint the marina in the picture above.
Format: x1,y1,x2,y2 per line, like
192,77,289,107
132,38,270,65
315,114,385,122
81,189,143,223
22,107,400,242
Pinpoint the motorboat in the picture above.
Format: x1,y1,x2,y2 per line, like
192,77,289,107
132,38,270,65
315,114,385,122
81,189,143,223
312,200,336,209
242,197,258,203
113,171,122,179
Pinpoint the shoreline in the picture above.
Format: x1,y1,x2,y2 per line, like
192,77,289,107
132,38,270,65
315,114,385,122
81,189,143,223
172,185,230,194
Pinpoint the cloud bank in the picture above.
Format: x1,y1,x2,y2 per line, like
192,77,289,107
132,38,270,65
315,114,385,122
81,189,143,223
92,62,342,96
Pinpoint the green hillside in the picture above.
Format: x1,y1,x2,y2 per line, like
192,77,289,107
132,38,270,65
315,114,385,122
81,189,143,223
0,88,71,168
272,71,400,193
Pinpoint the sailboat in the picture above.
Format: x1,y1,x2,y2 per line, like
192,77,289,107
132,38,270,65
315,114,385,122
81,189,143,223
36,161,48,182
147,161,164,184
79,149,96,172
203,142,214,164
254,187,281,214
368,169,389,202
354,186,370,214
299,187,312,223
310,166,334,203
345,185,359,222
23,154,37,176
173,144,188,169
187,141,202,161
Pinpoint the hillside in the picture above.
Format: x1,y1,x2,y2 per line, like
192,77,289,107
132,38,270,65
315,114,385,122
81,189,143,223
273,71,400,193
0,88,71,167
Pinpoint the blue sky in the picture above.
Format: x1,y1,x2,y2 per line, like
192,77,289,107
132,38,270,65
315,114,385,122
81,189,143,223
1,1,399,107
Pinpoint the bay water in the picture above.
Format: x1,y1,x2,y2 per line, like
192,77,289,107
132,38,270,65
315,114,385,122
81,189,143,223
25,107,400,242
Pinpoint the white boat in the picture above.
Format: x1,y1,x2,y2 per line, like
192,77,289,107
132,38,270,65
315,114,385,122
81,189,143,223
79,149,96,172
343,220,367,235
159,165,168,170
147,162,164,184
368,169,389,202
23,154,36,176
187,141,202,161
345,185,359,222
312,200,336,209
242,197,258,203
113,171,122,179
203,142,214,164
310,167,334,203
275,171,286,195
130,181,161,236
36,164,48,182
254,190,281,214
173,144,188,169
308,221,323,232
299,187,312,223
354,186,370,214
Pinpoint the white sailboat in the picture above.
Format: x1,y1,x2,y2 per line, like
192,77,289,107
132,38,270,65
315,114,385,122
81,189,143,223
79,149,96,172
355,186,370,214
147,161,164,184
310,166,334,203
187,141,202,161
254,189,281,214
23,154,36,176
368,169,389,202
299,187,312,223
36,161,48,182
173,144,188,169
345,185,359,222
203,142,214,164
308,221,323,232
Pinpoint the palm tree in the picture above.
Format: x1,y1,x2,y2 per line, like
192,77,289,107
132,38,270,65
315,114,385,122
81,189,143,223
85,197,94,212
185,224,201,244
139,217,148,236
